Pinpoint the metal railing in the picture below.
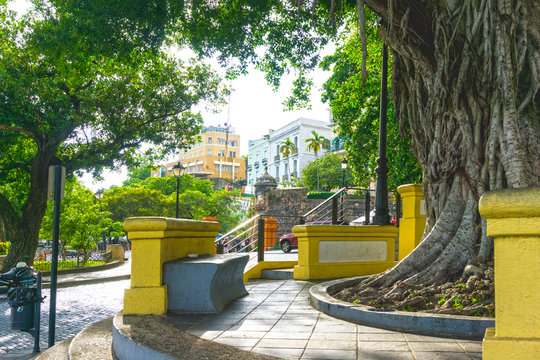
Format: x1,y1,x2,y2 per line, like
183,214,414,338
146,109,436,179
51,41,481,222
301,188,348,225
215,214,262,258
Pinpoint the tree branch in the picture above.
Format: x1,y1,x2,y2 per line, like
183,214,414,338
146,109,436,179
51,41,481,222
0,125,39,142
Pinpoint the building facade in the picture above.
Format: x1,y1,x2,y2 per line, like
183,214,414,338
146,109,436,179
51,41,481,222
151,125,246,183
245,118,332,193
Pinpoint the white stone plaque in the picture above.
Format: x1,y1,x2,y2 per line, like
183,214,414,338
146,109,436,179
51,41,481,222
319,241,387,263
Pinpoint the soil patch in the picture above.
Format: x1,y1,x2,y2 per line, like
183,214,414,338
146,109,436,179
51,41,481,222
332,265,494,317
116,313,278,360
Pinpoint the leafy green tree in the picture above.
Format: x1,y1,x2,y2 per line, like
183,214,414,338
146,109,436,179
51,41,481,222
40,179,111,262
305,130,330,190
279,138,297,179
321,14,422,191
0,2,226,269
103,187,175,223
301,153,354,191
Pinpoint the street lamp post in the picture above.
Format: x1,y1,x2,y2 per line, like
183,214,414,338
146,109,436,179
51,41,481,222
340,159,348,221
373,44,391,226
172,162,186,218
94,189,106,250
341,159,348,188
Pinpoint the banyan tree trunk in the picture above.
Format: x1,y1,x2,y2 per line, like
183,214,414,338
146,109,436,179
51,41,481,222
359,0,540,288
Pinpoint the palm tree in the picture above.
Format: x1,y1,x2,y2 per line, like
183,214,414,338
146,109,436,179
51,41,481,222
305,130,329,190
279,138,297,180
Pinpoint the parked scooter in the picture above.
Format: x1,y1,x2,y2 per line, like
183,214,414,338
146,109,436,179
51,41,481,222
0,262,37,288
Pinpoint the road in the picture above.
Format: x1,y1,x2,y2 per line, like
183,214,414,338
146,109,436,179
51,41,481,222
0,280,129,355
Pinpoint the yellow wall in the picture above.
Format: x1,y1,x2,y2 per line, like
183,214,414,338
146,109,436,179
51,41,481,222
292,225,397,280
123,217,220,315
479,188,540,360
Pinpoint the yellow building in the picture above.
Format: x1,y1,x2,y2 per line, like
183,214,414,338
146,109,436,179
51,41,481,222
152,125,246,182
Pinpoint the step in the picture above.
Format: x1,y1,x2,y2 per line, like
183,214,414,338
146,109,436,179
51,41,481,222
260,268,294,280
34,337,73,360
68,317,115,360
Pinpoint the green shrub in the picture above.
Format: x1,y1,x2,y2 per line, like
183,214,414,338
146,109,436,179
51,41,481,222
307,191,334,199
0,242,11,255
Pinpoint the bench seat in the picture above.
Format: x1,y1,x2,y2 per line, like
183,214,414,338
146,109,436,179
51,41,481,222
163,254,249,313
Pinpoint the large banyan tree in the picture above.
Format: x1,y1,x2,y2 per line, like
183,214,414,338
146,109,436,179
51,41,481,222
356,0,540,288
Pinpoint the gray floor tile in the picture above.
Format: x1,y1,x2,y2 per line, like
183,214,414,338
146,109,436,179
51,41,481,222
457,340,483,353
186,329,223,340
218,330,267,338
357,341,410,352
357,325,398,334
257,338,309,349
413,351,473,360
271,325,316,333
358,333,406,342
265,331,313,340
276,318,318,326
356,351,414,359
309,332,357,341
252,346,304,359
313,323,357,333
228,323,275,332
408,341,462,352
301,348,357,360
404,334,459,342
213,336,260,347
306,339,357,350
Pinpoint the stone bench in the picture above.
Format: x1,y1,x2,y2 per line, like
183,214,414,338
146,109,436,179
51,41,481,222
163,254,249,313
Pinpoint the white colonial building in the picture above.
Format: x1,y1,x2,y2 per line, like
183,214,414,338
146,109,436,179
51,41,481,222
245,118,332,193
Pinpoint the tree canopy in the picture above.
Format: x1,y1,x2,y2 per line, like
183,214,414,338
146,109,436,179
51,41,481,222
301,152,355,191
0,0,227,269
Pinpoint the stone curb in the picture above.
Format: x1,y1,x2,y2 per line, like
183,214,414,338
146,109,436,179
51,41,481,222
112,313,178,360
309,276,494,340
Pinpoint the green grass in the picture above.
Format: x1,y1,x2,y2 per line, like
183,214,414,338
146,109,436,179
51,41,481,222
34,260,105,272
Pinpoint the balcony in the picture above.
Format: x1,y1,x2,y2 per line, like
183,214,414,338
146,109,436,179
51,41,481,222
282,174,288,181
290,171,297,177
247,164,252,171
274,155,280,162
254,161,259,168
261,158,268,166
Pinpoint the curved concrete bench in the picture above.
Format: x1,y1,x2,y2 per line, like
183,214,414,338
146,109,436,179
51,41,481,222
163,254,249,313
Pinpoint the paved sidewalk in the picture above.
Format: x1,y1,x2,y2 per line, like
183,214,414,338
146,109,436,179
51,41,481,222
171,280,483,360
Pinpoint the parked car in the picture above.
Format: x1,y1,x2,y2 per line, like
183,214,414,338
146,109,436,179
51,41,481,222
279,220,347,253
279,233,297,253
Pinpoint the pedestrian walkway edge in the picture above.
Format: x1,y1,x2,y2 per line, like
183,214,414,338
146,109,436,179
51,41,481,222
309,276,494,340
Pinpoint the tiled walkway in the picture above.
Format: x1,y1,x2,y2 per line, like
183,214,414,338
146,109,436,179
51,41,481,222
170,280,482,360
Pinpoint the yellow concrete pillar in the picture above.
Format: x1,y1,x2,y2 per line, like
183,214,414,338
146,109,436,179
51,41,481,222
292,225,397,280
479,188,540,360
106,244,125,261
397,184,426,260
122,217,220,315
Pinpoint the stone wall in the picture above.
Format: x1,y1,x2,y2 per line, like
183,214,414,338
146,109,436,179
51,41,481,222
258,187,371,239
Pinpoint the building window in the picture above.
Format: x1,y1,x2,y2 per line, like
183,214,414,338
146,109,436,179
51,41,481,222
159,167,166,177
207,137,213,144
276,144,280,156
208,149,212,155
275,166,279,179
293,159,297,173
230,151,236,158
294,136,298,149
215,165,220,171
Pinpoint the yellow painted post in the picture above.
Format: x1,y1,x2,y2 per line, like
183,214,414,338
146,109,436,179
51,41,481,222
122,217,220,315
292,225,397,280
397,184,426,260
479,188,540,360
106,244,125,261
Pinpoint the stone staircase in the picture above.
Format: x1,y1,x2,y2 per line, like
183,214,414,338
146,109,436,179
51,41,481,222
260,268,294,280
